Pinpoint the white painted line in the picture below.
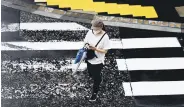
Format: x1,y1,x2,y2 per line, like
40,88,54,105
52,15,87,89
20,23,89,31
1,45,18,50
122,37,181,49
123,81,184,96
1,40,122,51
1,41,83,50
110,40,123,49
117,58,184,71
1,23,89,32
1,23,19,32
116,59,127,71
69,59,87,71
122,82,133,96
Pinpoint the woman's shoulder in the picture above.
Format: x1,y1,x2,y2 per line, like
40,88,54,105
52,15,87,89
89,29,93,33
86,30,93,35
85,30,93,38
103,32,109,38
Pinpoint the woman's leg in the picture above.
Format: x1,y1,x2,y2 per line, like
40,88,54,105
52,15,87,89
91,63,103,94
86,61,93,78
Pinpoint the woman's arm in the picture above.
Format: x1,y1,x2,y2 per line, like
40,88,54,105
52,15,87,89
89,45,108,54
96,48,108,54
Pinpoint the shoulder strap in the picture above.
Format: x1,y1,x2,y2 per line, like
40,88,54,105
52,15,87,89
95,32,106,47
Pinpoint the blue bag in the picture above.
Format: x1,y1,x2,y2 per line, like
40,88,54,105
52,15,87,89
74,43,88,64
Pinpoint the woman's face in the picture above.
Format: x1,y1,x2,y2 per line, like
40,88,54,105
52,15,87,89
91,27,102,35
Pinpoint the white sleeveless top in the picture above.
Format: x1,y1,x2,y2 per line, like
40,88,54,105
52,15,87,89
84,30,111,65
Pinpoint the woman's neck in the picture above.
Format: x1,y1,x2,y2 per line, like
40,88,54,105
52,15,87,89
94,30,105,36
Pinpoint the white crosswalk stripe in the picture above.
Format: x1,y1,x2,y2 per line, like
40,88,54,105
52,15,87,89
123,81,184,96
122,37,181,49
20,23,89,31
1,23,19,32
1,22,89,32
1,39,122,51
116,58,184,71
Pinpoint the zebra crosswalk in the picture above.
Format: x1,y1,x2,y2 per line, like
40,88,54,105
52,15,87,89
117,27,184,106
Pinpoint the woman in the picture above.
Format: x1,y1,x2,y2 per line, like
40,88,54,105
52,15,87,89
84,20,111,101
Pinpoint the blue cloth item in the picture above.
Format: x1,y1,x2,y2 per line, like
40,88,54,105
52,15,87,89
74,47,87,64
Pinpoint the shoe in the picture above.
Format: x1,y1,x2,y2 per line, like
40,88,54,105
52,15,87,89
89,93,97,102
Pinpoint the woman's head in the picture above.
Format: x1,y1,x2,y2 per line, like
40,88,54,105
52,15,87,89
91,20,106,35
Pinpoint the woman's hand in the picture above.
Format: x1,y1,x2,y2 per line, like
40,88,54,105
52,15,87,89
88,45,96,51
